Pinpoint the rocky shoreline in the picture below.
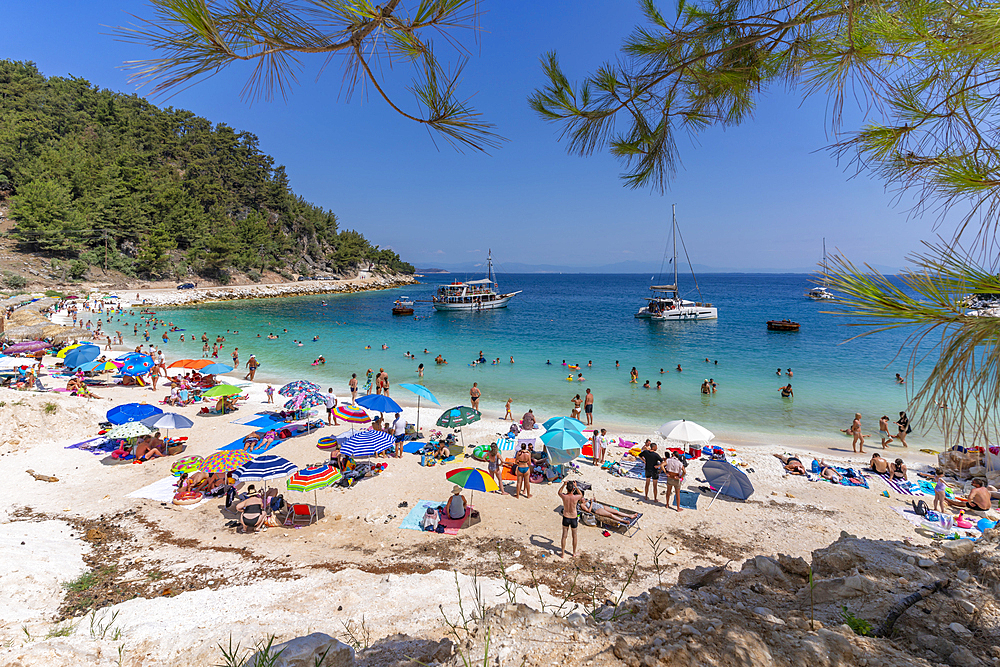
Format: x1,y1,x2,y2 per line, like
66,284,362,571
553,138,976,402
129,274,418,308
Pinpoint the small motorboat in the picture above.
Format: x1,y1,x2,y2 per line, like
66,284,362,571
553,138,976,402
767,319,800,332
392,297,415,316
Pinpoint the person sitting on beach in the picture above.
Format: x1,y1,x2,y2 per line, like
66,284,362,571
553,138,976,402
235,493,265,533
889,458,908,480
947,478,992,511
133,436,165,462
443,485,468,520
581,497,638,523
521,409,536,430
870,452,890,475
773,453,806,475
435,442,451,459
818,459,842,483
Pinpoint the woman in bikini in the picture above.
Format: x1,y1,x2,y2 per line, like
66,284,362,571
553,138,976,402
581,497,638,523
571,394,582,420
235,493,265,533
487,444,503,492
513,444,532,499
773,453,806,475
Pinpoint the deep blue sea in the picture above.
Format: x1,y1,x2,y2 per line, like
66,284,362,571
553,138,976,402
124,273,938,445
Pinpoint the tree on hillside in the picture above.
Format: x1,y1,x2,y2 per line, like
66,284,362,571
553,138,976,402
530,0,1000,446
116,0,501,152
10,180,88,255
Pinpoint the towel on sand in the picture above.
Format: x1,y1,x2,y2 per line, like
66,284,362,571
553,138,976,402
877,473,923,496
126,476,210,510
398,500,461,535
810,460,870,489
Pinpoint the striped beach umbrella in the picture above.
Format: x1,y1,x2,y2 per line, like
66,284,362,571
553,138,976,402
279,380,322,397
287,463,342,506
170,455,203,477
56,343,86,358
232,455,297,483
78,359,123,373
341,429,395,457
317,435,340,451
107,421,152,439
334,404,371,424
436,406,481,448
107,402,163,425
199,450,253,473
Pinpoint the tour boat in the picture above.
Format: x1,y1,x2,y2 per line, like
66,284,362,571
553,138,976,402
636,205,718,321
391,297,415,316
432,251,520,312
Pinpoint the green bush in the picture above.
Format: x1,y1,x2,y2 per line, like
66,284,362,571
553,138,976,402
3,272,27,289
69,260,88,279
247,270,262,283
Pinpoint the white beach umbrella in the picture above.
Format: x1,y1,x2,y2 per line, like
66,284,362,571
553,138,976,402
656,419,715,445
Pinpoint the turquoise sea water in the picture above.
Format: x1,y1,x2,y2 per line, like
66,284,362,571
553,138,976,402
124,274,938,445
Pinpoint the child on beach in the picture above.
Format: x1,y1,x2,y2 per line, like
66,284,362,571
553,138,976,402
504,398,513,421
932,469,947,514
265,385,274,404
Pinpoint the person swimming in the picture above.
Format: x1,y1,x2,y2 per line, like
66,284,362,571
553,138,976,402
313,335,319,341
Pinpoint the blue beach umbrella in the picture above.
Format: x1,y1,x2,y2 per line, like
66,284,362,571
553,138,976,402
542,416,586,432
702,460,755,508
64,344,101,369
341,429,395,458
121,355,155,376
198,363,234,375
356,393,403,415
540,428,588,450
399,383,440,432
107,403,163,425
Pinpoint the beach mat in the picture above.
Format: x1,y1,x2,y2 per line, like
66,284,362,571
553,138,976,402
877,473,923,496
619,461,646,480
810,460,870,489
402,441,425,454
230,412,284,426
242,415,289,429
125,476,209,510
398,500,459,535
679,490,699,510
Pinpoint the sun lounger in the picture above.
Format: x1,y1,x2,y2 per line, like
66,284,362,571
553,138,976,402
573,500,643,538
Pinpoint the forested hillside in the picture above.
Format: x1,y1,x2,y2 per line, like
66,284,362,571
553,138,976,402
0,60,412,282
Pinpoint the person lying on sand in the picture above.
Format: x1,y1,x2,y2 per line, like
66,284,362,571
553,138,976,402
773,454,806,475
818,460,842,483
580,497,638,523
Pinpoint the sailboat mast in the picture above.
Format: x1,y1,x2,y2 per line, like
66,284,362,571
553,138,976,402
672,204,678,297
487,249,494,286
822,238,828,286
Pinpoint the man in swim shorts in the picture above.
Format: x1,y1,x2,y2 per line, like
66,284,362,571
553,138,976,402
584,388,594,425
947,478,992,511
558,480,584,558
639,443,664,502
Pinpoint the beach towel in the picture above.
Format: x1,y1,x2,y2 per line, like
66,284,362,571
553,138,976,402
126,476,210,510
877,473,923,496
678,490,700,510
616,461,647,480
495,436,518,452
218,436,285,454
401,441,425,454
65,436,108,451
810,460,870,489
398,500,460,535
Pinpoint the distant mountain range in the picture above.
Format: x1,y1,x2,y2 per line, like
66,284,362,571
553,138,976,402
416,260,904,275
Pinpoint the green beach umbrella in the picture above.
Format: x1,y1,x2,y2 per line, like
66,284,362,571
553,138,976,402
202,384,242,397
436,406,481,449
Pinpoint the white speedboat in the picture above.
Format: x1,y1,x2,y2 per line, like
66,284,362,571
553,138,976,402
636,205,718,321
432,250,521,312
806,239,836,300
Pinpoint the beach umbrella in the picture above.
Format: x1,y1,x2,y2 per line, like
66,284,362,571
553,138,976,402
702,460,755,509
341,429,395,458
334,404,370,423
540,428,588,449
64,345,101,369
78,360,122,373
436,405,481,449
4,340,50,354
56,343,86,358
279,380,322,397
199,449,254,473
399,383,439,432
166,358,215,369
170,455,203,477
202,384,242,397
167,359,197,368
356,393,403,415
121,355,155,377
0,357,31,370
141,412,194,439
284,391,326,410
198,363,234,375
107,421,152,439
657,419,715,445
287,463,342,506
107,402,163,425
446,466,498,508
542,416,586,432
232,455,297,485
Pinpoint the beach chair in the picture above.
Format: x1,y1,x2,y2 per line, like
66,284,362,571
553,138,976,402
285,503,316,527
576,500,643,538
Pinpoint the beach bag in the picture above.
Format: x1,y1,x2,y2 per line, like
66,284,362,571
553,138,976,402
421,508,440,531
582,513,597,527
912,499,929,517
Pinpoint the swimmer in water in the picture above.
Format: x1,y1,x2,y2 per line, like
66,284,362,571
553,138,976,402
365,345,371,349
313,335,319,341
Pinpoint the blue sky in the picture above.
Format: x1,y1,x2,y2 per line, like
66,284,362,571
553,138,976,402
3,1,942,270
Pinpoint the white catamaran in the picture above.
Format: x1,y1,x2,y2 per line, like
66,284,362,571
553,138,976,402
806,238,835,300
432,250,521,312
635,205,718,321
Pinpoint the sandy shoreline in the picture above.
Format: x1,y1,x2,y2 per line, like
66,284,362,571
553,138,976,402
0,335,989,665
